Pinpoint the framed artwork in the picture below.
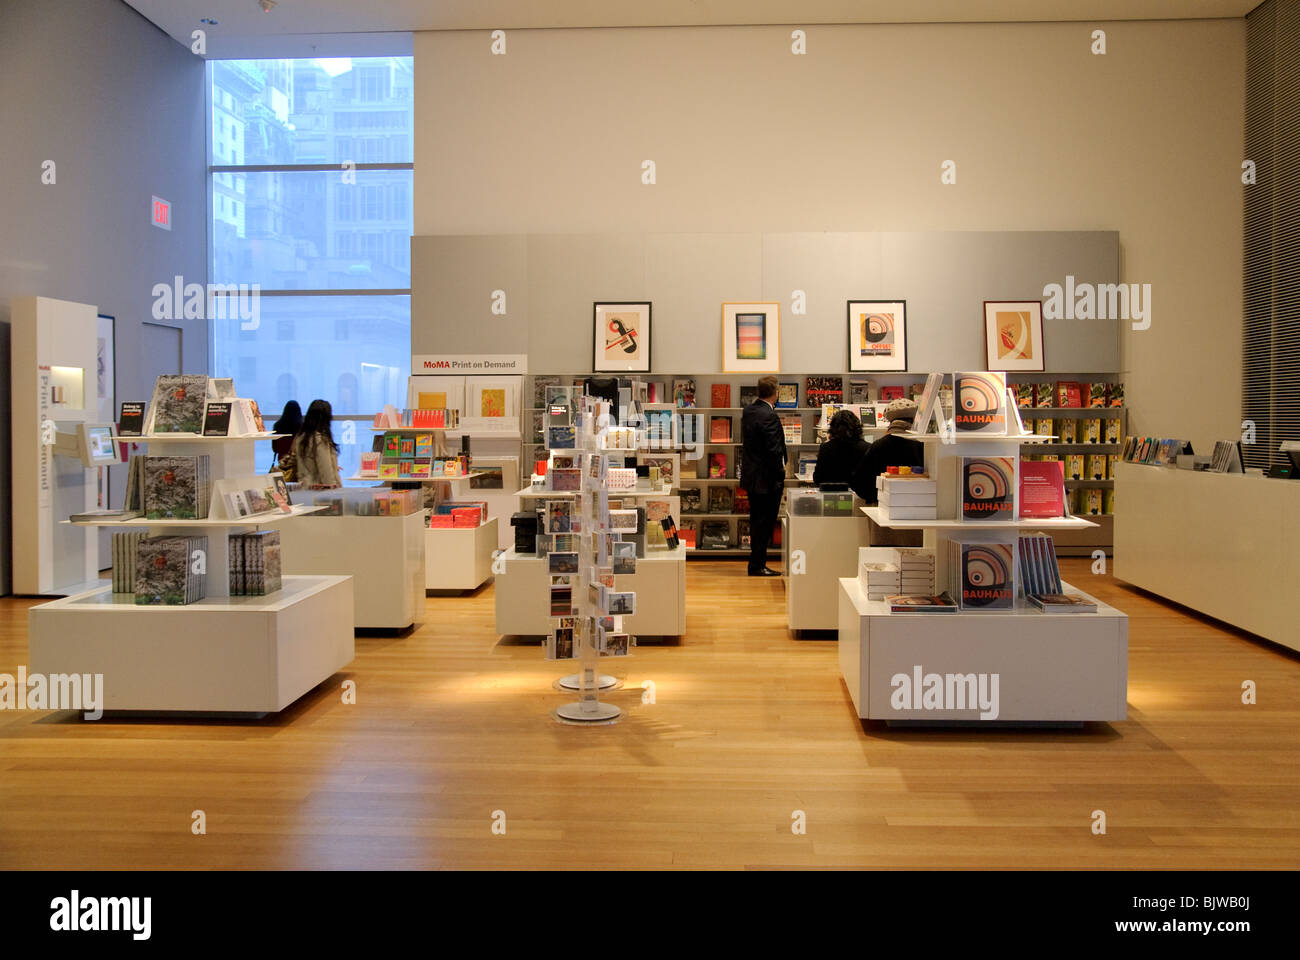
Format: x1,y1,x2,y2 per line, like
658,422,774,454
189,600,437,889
593,302,651,373
407,375,465,414
846,300,907,372
721,302,781,373
464,376,520,419
984,301,1045,372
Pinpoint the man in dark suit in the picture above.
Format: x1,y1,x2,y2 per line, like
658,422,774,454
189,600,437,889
739,376,787,576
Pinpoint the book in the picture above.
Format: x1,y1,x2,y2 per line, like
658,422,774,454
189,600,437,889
1085,454,1106,480
135,535,207,605
1028,593,1097,614
71,508,144,523
1065,454,1084,480
733,487,749,513
709,486,733,514
118,402,146,437
1089,382,1108,407
673,378,696,408
880,385,904,403
739,386,759,407
1055,381,1084,408
805,376,842,407
144,455,210,520
948,537,1015,609
961,457,1016,521
775,383,799,408
1083,418,1102,444
886,593,959,613
547,425,576,449
708,452,727,478
953,372,1007,434
710,384,731,408
710,416,732,443
532,376,561,410
911,372,945,435
736,518,751,548
112,531,145,594
202,402,232,436
1015,383,1035,407
1034,383,1054,408
699,519,731,550
778,413,803,444
1018,460,1066,518
1108,382,1124,407
148,375,208,433
848,379,873,403
680,486,703,513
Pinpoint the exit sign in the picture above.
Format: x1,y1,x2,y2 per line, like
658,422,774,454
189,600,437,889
151,196,171,231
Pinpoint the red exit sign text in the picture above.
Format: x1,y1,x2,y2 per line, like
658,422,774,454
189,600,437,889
151,196,171,231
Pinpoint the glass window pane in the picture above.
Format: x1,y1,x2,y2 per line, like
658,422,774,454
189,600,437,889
211,295,411,477
209,58,413,166
210,169,412,289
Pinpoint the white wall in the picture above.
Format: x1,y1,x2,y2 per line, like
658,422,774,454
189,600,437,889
414,19,1244,453
0,0,208,592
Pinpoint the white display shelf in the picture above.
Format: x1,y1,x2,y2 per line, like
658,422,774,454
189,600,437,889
279,512,424,629
425,517,497,591
367,425,451,433
63,504,325,527
347,472,483,483
784,512,872,632
494,547,686,637
837,577,1128,723
861,507,1097,531
28,575,356,715
113,432,284,442
903,432,1054,443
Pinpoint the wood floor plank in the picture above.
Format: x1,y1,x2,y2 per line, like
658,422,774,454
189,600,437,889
0,557,1297,868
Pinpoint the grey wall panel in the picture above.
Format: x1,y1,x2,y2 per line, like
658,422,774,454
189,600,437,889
642,234,763,374
760,233,885,373
414,230,1119,378
410,235,528,356
526,234,647,371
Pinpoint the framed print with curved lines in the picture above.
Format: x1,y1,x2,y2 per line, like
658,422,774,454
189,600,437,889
984,300,1045,372
593,302,651,373
847,300,907,372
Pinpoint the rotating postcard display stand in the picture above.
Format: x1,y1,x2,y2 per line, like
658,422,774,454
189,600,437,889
538,389,636,722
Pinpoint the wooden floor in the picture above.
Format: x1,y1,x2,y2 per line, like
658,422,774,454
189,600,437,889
1,558,1297,869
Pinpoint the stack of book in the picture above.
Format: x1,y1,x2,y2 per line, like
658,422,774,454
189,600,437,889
135,535,208,605
111,531,145,594
228,530,282,596
143,455,211,520
1019,532,1095,613
876,473,937,521
860,561,900,601
897,548,936,596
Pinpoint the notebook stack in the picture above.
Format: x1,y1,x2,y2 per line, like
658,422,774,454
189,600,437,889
111,531,145,594
897,548,936,596
135,535,208,605
876,473,937,521
860,561,900,601
143,455,211,520
229,530,282,596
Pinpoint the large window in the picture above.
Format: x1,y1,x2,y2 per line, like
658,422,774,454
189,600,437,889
207,57,414,476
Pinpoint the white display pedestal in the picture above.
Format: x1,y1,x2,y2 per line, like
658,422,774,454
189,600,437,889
29,575,355,715
784,512,873,632
278,512,425,629
426,518,498,592
494,547,686,637
838,577,1128,722
1113,461,1300,651
836,429,1127,724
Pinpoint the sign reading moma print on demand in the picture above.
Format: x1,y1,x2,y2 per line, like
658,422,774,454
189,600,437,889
413,354,527,374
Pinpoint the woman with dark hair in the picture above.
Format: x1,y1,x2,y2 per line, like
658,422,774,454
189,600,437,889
291,399,341,489
271,400,303,477
813,409,869,486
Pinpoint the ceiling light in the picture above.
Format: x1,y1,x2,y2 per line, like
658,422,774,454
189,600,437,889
258,0,277,12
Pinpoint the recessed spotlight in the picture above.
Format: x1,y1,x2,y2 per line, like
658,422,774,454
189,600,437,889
200,17,218,25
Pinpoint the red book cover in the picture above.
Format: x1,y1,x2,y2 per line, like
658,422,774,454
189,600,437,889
710,384,731,408
708,453,727,478
1055,381,1083,408
710,416,732,443
881,386,904,402
1018,460,1066,518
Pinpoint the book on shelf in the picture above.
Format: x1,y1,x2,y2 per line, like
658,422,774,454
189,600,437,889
679,486,703,513
1018,460,1066,518
708,452,728,478
71,508,144,523
1065,454,1084,480
1082,418,1102,444
953,371,1007,434
698,519,731,550
1108,383,1124,407
135,535,208,605
148,375,208,433
848,379,873,403
710,384,731,408
775,382,799,408
118,401,146,437
1013,383,1035,407
202,402,232,437
673,378,696,408
736,518,751,548
1032,382,1053,408
1054,418,1077,443
143,455,210,520
710,416,732,443
886,593,959,613
111,531,145,594
1018,533,1063,596
1088,382,1108,407
961,456,1017,521
880,385,904,403
1027,593,1097,613
778,413,803,444
805,376,842,407
733,487,750,513
1085,454,1106,480
739,386,759,407
1055,381,1084,408
708,486,733,514
948,536,1015,610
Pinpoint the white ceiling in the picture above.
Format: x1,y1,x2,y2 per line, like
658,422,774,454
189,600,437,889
123,0,1259,58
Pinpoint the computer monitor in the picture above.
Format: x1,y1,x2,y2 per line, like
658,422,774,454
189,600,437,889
78,423,122,466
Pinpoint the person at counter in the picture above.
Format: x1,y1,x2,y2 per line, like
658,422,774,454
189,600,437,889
813,409,869,486
850,398,926,504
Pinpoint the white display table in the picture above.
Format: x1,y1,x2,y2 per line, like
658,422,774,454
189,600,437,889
1113,462,1300,651
28,575,355,715
837,430,1128,724
837,577,1128,722
426,517,498,592
494,547,686,637
278,511,425,629
784,511,873,632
